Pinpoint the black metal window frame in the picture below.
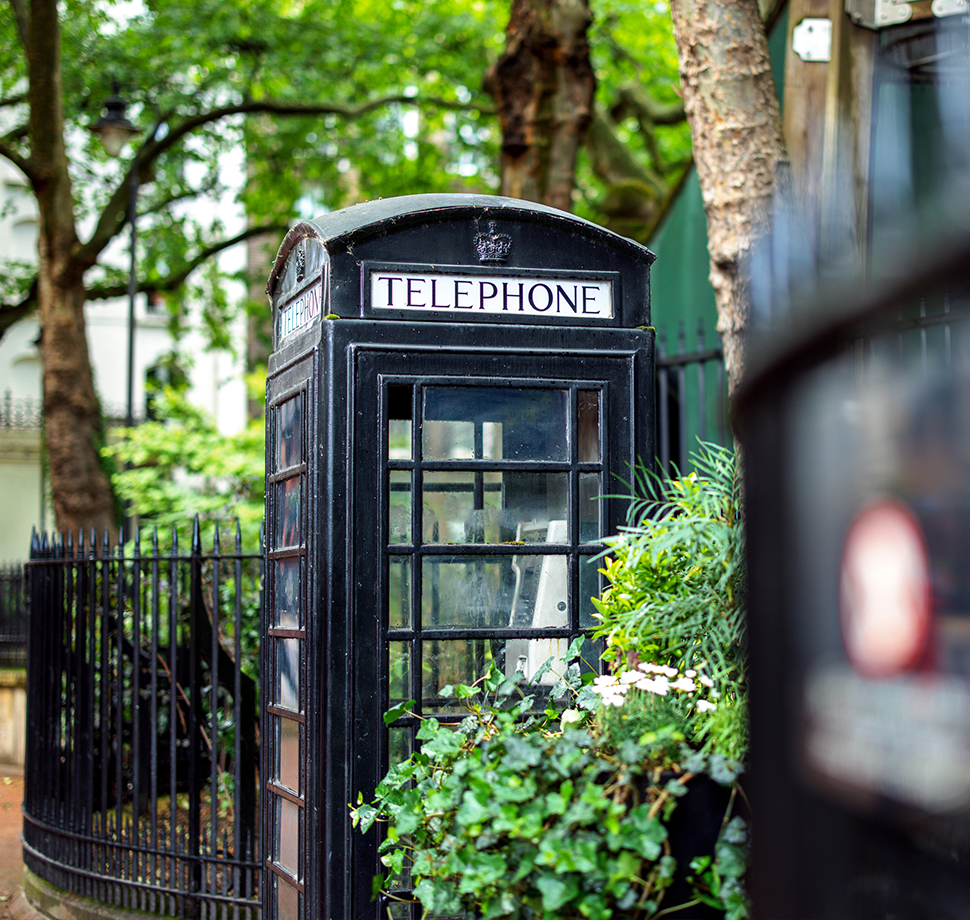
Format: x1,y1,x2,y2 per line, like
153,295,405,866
380,371,607,645
264,370,312,920
356,359,631,916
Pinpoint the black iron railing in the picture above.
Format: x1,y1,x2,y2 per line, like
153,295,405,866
0,565,26,669
656,319,729,473
24,522,262,919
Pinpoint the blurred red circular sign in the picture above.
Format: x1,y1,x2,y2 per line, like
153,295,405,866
839,499,931,679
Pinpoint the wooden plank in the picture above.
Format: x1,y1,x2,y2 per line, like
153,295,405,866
784,0,833,262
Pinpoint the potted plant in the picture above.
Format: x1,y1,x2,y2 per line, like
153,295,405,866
352,442,747,920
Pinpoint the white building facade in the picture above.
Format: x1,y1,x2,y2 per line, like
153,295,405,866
0,157,249,564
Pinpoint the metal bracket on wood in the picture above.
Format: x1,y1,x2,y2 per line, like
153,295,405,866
793,18,833,61
846,0,969,29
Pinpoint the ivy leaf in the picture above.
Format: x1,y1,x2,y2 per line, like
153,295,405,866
535,875,577,911
351,802,379,833
722,815,748,845
709,753,744,786
383,699,415,726
715,840,747,879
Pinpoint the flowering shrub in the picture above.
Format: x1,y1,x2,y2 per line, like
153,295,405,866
594,442,746,761
591,663,717,709
351,442,748,919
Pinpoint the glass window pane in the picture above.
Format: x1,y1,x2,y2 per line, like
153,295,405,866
421,557,517,629
275,477,302,548
389,558,411,629
509,549,569,630
388,420,412,460
389,471,411,544
502,635,574,687
388,726,411,770
384,899,414,919
277,395,302,470
423,472,567,545
423,471,499,543
422,639,502,713
579,471,601,540
275,796,301,877
577,390,601,463
387,384,413,460
277,717,300,793
276,637,300,710
275,557,300,629
389,642,411,706
580,557,602,630
423,387,568,461
276,876,299,920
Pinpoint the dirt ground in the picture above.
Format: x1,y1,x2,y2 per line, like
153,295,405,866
0,768,23,920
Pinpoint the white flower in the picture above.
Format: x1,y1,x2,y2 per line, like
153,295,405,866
637,662,673,676
685,669,697,678
698,675,714,688
695,699,717,713
619,670,642,684
670,677,697,693
634,676,670,696
593,674,620,688
560,708,584,726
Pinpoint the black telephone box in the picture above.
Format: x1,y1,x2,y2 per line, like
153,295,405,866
261,194,655,919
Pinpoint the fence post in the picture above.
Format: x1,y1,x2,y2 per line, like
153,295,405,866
187,517,203,918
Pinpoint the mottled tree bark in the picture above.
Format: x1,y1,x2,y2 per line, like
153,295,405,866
487,0,595,213
27,0,118,537
669,0,788,394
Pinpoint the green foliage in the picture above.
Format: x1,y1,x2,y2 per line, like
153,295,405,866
1,0,690,329
103,387,265,550
353,659,747,920
593,441,746,761
352,446,749,919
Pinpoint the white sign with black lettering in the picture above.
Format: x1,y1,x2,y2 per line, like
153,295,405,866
278,284,323,339
370,270,614,320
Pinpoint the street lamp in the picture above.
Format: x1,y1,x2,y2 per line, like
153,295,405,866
91,86,141,538
90,86,140,434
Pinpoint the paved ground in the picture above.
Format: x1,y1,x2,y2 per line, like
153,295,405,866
0,767,24,920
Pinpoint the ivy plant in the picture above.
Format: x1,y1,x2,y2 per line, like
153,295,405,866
352,441,748,919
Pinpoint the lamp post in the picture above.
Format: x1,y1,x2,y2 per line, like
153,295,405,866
90,87,140,430
91,87,140,537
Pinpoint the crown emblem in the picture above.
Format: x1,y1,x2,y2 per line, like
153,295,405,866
475,222,512,264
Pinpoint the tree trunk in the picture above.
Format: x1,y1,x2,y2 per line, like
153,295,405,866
28,0,118,537
486,0,595,213
668,0,788,394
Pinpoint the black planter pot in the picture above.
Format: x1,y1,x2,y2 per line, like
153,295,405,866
660,773,741,919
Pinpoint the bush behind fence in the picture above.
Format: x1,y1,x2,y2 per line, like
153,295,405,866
24,521,262,920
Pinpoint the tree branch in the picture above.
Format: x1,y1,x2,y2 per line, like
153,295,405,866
0,91,28,108
139,177,222,220
8,0,29,50
85,223,290,300
610,85,686,127
0,278,38,340
76,92,492,268
1,222,287,338
0,134,33,179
